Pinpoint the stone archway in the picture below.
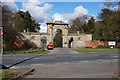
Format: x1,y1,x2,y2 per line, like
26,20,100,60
41,36,47,48
53,29,63,48
46,21,69,48
39,34,49,48
22,21,92,48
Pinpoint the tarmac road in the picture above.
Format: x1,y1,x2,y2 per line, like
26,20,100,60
2,48,119,78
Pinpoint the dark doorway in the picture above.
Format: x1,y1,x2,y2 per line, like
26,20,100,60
68,37,73,48
53,29,63,48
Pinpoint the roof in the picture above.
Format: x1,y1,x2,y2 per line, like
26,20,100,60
46,21,69,25
22,32,49,35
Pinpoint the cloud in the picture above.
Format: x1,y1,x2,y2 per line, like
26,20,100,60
52,13,64,21
1,0,18,12
40,23,47,33
22,0,53,23
52,6,88,21
1,0,15,2
74,6,88,15
114,5,120,11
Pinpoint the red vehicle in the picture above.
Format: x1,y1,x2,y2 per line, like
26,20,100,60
47,44,54,50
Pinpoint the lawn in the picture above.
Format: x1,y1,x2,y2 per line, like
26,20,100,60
3,48,49,55
73,48,119,53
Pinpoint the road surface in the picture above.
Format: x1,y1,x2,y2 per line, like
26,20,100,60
2,48,119,78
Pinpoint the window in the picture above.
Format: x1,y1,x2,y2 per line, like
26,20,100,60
31,36,35,40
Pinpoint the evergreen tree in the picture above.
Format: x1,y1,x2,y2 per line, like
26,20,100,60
95,8,120,41
14,10,40,32
87,17,95,33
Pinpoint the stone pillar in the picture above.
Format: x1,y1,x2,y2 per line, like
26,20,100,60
49,26,53,44
38,35,41,48
63,26,68,48
46,35,50,45
73,37,77,48
64,29,68,42
62,34,66,48
77,31,80,34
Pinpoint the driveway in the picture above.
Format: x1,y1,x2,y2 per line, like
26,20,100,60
2,48,119,78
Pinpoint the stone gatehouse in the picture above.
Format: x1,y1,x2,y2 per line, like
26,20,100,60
22,21,92,48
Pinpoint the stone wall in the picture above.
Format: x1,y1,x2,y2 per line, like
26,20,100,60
20,21,93,48
68,34,92,48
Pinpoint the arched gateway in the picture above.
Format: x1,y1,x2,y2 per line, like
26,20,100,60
22,21,92,48
46,21,69,48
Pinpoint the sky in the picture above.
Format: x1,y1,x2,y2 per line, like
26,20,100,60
1,0,119,32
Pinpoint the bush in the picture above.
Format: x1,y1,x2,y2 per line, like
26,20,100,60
85,47,92,48
96,45,105,48
24,40,37,49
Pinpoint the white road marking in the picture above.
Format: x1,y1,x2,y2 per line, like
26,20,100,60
10,66,20,69
33,58,38,59
97,60,102,62
30,64,44,66
36,64,44,65
80,61,89,63
56,63,60,64
113,56,118,58
64,62,69,64
113,59,118,61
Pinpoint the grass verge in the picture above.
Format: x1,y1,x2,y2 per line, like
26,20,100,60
0,71,18,80
73,48,119,53
3,48,49,55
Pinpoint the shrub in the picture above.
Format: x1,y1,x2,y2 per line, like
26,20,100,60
96,45,105,48
24,40,37,49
